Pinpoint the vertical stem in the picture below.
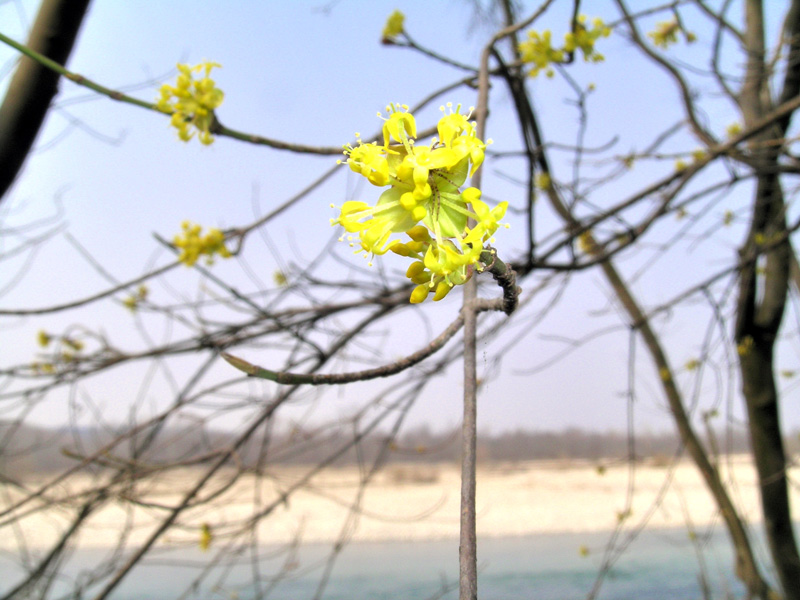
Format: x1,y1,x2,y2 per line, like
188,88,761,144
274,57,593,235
457,28,493,599
459,277,478,600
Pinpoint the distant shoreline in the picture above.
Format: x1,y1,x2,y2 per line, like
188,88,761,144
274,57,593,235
4,454,793,551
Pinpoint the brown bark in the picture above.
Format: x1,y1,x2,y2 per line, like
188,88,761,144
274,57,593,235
733,2,800,597
0,0,92,203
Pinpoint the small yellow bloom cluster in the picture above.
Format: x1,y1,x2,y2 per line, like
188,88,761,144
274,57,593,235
32,331,85,373
173,222,231,266
726,122,742,137
382,10,405,43
723,210,734,226
332,103,507,303
37,329,51,348
534,172,551,190
737,336,754,357
519,15,611,78
157,62,224,145
123,285,149,311
648,20,696,48
578,231,600,256
200,523,213,551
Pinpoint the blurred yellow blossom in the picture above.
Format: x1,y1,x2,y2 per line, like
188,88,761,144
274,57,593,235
382,10,405,43
273,270,288,286
723,210,734,226
64,338,84,352
737,336,754,357
519,16,611,78
200,523,213,551
123,284,149,312
157,62,224,145
691,148,707,162
726,122,742,137
519,30,563,78
648,20,695,48
37,330,51,347
535,172,551,190
174,222,232,266
578,231,600,256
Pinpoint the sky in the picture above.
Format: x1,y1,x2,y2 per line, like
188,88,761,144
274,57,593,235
0,0,798,436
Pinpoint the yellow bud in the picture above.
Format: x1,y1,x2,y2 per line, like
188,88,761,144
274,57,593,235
37,330,51,347
390,243,411,257
406,226,430,242
433,281,452,301
410,284,430,304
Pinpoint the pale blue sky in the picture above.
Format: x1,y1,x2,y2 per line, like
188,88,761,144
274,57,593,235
1,0,797,435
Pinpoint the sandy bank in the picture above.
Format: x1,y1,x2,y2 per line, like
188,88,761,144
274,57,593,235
2,455,795,550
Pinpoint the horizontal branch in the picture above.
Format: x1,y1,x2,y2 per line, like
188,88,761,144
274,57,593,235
221,312,466,385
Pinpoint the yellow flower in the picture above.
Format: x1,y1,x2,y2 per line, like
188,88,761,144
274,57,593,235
157,62,224,144
648,20,679,48
520,16,610,78
691,148,707,163
200,523,212,551
519,29,563,78
535,172,551,190
737,336,754,357
34,362,55,374
332,103,505,302
37,330,51,347
726,122,742,137
123,285,148,312
648,20,695,48
563,16,611,63
64,338,84,352
273,271,288,286
723,210,734,226
174,222,232,266
578,231,600,256
381,10,405,43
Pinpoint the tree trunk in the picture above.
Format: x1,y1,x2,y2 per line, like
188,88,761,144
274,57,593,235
734,2,800,595
0,0,92,203
735,168,800,599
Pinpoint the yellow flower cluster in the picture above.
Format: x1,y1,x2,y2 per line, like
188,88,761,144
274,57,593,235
123,285,149,311
332,103,507,303
157,62,224,145
173,222,231,266
382,10,405,43
32,331,85,374
519,15,611,78
726,122,742,137
648,20,696,48
534,172,551,190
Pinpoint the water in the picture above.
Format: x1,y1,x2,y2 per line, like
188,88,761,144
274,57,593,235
2,528,756,599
